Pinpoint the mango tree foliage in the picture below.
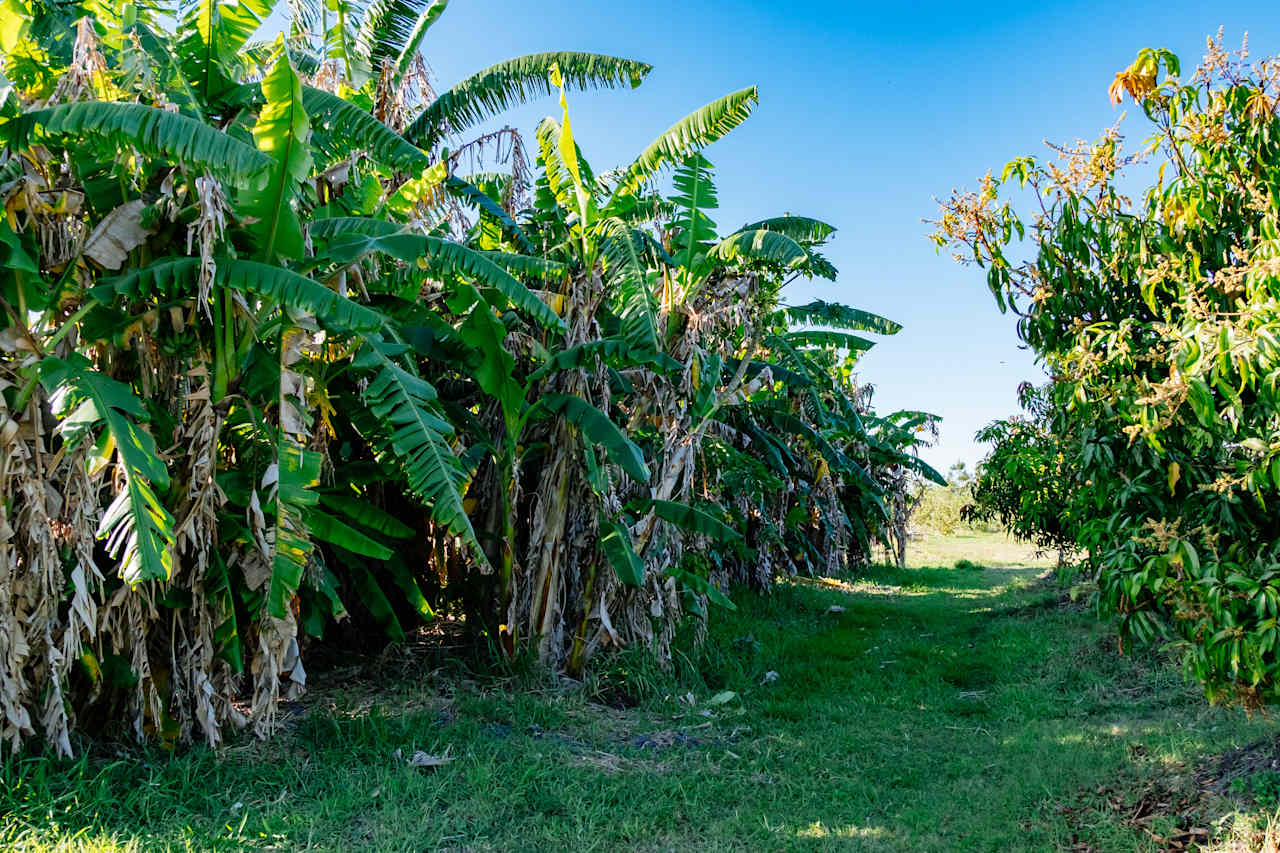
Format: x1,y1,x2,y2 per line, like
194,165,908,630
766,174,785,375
963,384,1079,559
936,36,1280,706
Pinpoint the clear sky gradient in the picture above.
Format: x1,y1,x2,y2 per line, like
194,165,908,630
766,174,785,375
411,0,1277,471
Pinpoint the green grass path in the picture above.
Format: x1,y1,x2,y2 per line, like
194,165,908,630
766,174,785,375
2,554,1272,851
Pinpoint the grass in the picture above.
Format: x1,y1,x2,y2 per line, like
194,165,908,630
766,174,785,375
902,528,1061,572
2,536,1274,852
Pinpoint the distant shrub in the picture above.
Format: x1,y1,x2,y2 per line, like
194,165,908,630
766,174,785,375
913,485,968,535
913,462,987,536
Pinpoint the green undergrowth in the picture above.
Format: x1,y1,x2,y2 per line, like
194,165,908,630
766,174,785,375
1,556,1273,851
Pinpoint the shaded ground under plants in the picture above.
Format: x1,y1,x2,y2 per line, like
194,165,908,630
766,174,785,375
1052,733,1280,853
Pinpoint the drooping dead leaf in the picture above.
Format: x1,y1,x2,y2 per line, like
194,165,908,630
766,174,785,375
321,158,352,188
0,327,34,353
595,590,621,646
84,200,152,270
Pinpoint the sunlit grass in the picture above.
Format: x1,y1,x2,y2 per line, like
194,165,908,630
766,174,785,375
1,534,1270,852
901,528,1061,571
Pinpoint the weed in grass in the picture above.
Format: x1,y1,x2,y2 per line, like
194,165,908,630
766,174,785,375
1230,770,1280,811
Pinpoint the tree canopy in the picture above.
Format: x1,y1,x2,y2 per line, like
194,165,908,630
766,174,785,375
937,35,1280,706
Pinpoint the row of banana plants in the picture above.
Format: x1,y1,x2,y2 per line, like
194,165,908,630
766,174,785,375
0,0,940,755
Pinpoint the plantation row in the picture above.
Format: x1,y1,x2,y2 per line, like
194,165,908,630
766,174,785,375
942,39,1280,707
0,1,939,754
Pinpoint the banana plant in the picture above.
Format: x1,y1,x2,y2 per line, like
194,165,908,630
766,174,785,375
0,0,666,750
488,67,937,670
0,0,940,757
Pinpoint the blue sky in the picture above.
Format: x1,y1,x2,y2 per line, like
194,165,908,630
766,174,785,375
412,0,1277,471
